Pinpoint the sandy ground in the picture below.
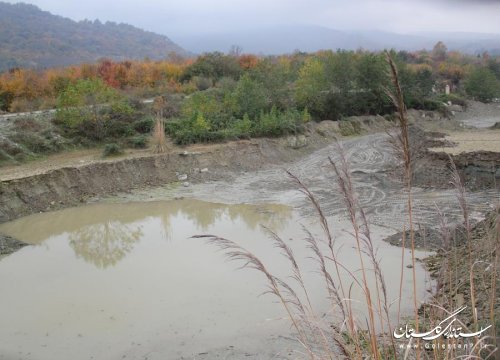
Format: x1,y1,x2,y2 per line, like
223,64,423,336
429,129,500,155
454,100,500,129
0,140,247,182
0,147,160,181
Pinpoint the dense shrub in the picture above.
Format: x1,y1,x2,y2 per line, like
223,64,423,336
465,68,499,102
192,76,213,91
102,143,122,157
166,107,305,145
133,116,155,133
231,114,253,138
434,93,467,107
3,48,498,152
9,132,55,153
56,79,123,126
233,74,268,119
130,135,148,148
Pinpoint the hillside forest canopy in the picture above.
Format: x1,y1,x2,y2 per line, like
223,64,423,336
0,44,499,147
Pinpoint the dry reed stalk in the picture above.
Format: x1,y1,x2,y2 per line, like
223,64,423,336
286,171,348,317
328,150,380,360
191,234,320,359
263,226,337,359
385,50,420,358
449,159,478,331
489,207,498,352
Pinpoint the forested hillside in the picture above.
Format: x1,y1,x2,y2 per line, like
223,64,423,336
0,2,187,71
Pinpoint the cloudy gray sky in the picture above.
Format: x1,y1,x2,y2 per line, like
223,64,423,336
4,0,500,36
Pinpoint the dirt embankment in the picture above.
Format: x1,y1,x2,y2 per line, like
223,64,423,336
0,140,278,223
407,126,499,191
422,210,499,346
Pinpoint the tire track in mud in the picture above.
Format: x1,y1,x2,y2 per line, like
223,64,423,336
176,134,498,231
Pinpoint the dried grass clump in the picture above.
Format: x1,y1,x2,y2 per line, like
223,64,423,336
152,116,167,154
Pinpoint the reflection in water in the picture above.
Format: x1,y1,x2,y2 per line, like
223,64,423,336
0,199,293,268
68,221,143,268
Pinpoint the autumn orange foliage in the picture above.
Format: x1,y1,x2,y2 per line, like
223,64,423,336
0,58,190,111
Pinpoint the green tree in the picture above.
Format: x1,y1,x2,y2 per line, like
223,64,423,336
326,51,356,96
487,59,500,80
354,53,390,114
181,52,242,82
295,57,328,116
465,68,499,102
182,89,233,131
432,41,448,62
324,51,357,118
233,73,267,119
250,58,294,110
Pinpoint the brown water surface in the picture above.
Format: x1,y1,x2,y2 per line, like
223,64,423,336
0,199,429,359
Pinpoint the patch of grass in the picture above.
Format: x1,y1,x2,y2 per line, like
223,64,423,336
434,93,467,107
338,119,362,136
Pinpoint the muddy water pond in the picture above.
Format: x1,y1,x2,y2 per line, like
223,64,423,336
0,199,429,359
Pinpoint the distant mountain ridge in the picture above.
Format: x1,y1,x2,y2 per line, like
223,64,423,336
174,25,500,56
0,2,188,72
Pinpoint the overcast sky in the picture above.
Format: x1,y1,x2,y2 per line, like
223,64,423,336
5,0,500,37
